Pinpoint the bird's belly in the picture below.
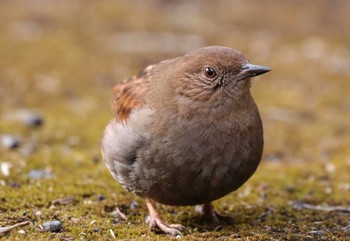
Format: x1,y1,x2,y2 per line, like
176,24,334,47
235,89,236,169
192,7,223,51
134,136,262,206
146,165,243,206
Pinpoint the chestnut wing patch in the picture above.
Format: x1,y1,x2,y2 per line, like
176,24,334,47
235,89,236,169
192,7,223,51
112,66,153,122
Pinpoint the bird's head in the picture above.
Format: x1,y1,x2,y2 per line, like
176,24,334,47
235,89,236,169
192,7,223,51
173,46,271,104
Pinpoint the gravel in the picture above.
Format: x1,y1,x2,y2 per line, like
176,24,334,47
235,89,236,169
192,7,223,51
42,220,62,232
1,135,21,149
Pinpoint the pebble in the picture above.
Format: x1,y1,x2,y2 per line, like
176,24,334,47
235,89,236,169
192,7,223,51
43,220,63,232
3,109,44,127
309,229,324,236
1,135,21,149
35,210,42,217
0,162,11,176
129,200,139,209
145,215,151,224
28,169,52,179
93,227,99,233
24,113,43,127
96,194,106,201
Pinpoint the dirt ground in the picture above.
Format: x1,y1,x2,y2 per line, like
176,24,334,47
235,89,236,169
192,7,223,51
0,0,349,240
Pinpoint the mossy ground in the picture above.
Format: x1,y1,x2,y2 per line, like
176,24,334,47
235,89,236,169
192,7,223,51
0,1,349,240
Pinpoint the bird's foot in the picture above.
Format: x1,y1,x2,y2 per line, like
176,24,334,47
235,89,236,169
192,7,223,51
196,203,234,229
148,216,187,236
145,198,188,236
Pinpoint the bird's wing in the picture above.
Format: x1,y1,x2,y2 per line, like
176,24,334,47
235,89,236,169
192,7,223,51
102,65,156,189
112,65,155,122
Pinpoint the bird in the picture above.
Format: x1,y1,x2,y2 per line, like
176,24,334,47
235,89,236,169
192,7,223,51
101,46,271,236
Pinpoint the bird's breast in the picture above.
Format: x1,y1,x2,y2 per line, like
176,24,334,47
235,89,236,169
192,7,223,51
136,109,263,205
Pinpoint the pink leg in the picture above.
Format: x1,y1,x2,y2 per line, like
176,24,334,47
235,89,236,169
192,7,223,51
145,198,188,236
197,202,234,226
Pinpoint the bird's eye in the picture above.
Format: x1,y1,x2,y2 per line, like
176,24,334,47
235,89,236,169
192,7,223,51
204,67,216,78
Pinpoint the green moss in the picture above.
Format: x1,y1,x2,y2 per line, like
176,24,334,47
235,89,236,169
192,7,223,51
1,1,350,240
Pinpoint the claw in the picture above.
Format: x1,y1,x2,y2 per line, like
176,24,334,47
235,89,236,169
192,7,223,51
146,198,188,236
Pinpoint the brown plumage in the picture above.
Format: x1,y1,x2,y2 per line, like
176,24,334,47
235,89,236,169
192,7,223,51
102,46,271,236
112,67,151,121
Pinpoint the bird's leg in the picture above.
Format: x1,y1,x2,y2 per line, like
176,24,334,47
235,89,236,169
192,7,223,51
196,202,234,227
145,198,187,236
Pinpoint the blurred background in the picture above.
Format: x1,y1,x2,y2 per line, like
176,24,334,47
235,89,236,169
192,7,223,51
0,0,349,240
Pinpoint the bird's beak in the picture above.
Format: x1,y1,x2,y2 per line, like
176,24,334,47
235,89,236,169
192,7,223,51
239,64,271,80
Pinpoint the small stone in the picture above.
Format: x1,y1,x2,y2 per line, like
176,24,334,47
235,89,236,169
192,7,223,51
145,215,151,224
43,220,62,232
96,194,106,201
309,230,324,236
194,205,203,214
1,135,21,149
24,113,43,127
0,162,11,176
129,200,139,209
93,227,99,233
28,169,52,179
35,210,42,217
3,109,44,127
18,229,26,234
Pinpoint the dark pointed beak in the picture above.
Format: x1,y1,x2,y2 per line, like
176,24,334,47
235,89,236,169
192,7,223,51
239,64,271,80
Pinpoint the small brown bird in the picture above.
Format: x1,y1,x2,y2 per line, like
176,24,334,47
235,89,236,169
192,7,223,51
102,46,270,236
